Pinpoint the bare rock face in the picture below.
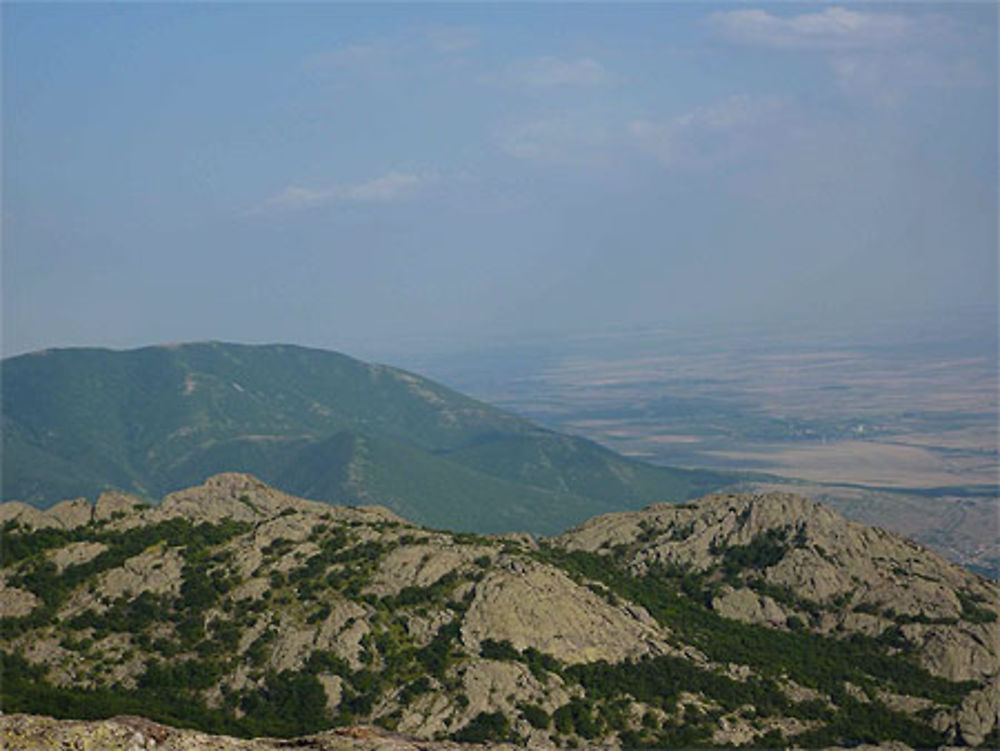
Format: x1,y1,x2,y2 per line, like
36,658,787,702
711,586,787,627
395,659,572,740
935,673,1000,746
460,658,563,718
93,492,143,522
0,501,57,530
398,693,457,737
157,472,406,527
559,492,1000,681
368,543,481,597
158,472,299,523
265,596,371,673
47,541,108,572
762,545,856,603
955,675,1000,746
0,583,39,617
317,673,344,713
904,622,1000,683
461,558,669,664
99,545,184,600
0,714,546,751
44,498,93,529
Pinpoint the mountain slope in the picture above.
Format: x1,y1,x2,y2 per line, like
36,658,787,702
2,342,732,533
1,475,997,748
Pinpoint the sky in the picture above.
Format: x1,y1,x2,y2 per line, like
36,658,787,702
3,2,997,360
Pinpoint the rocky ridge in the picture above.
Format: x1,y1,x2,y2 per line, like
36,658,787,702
557,493,999,683
1,474,998,748
0,713,541,751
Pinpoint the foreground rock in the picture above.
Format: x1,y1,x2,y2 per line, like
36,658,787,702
0,714,544,751
2,476,997,748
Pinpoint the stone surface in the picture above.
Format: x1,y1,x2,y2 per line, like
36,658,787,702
711,586,787,627
901,622,1000,683
461,558,670,665
44,498,93,529
368,543,481,597
0,584,39,617
47,541,108,572
3,477,998,749
156,473,406,527
559,491,1000,681
93,492,143,522
0,501,56,530
99,545,185,600
940,672,1000,746
0,714,550,751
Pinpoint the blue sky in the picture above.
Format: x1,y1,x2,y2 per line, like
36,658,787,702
3,3,996,358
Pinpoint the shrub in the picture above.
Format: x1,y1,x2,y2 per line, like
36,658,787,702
519,702,550,729
453,711,512,743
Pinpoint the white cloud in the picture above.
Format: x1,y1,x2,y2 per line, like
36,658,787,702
264,186,338,211
708,7,984,104
629,95,791,169
257,172,430,212
510,56,612,88
708,7,931,51
340,172,423,201
303,26,480,77
497,117,613,164
830,51,987,105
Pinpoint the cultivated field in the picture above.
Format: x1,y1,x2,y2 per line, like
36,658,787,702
412,314,998,575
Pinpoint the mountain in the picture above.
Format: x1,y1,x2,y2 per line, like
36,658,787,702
2,342,730,533
2,474,997,748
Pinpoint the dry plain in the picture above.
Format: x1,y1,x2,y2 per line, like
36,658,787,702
412,321,998,576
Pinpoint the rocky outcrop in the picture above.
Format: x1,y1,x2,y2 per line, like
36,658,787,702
157,473,406,527
99,545,185,600
904,622,1000,683
711,586,787,627
93,492,143,522
936,673,1000,746
368,543,484,597
43,498,93,529
0,501,56,530
461,558,669,664
559,492,1000,680
2,477,997,749
48,541,108,572
0,714,544,751
0,583,38,617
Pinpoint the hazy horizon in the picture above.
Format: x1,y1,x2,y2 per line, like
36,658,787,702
4,3,997,360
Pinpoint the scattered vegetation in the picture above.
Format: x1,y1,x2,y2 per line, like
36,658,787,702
532,543,977,708
0,498,987,748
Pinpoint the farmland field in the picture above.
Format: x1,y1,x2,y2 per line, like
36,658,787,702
404,309,998,576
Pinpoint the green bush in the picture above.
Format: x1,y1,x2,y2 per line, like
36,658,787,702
480,638,520,661
453,711,512,743
518,702,550,729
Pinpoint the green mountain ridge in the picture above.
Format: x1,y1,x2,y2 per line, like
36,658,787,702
2,342,730,533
